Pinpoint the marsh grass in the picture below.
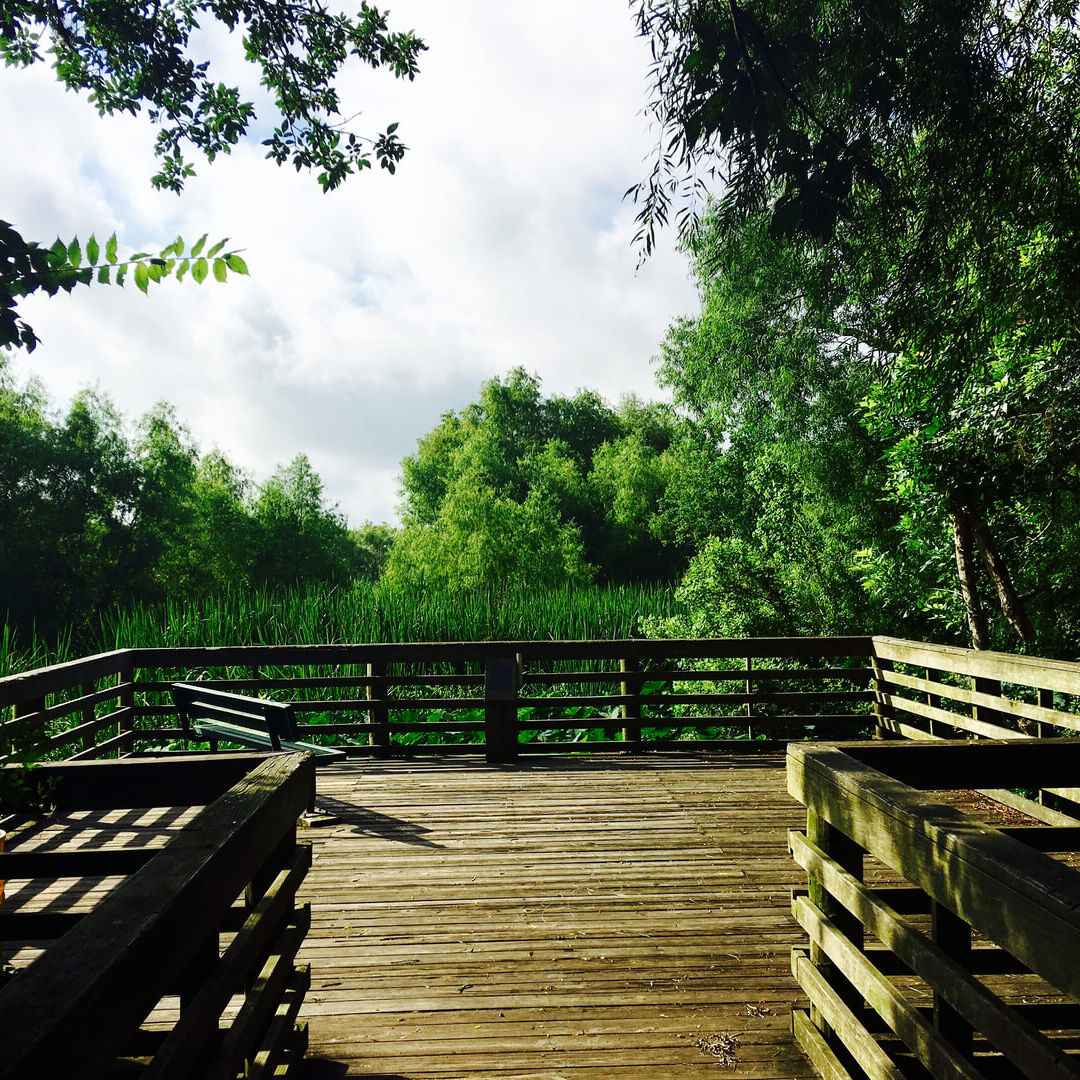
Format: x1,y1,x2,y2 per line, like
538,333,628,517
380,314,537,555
2,580,678,678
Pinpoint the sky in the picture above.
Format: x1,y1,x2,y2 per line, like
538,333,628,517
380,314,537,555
2,1,697,526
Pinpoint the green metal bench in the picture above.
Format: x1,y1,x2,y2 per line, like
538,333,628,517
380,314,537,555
171,682,346,764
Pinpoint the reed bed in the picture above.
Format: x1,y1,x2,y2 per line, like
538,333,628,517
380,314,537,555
2,581,678,678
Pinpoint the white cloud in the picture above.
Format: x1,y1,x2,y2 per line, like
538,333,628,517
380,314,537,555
3,0,697,525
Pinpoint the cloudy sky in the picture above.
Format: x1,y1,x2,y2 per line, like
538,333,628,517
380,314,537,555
2,1,697,525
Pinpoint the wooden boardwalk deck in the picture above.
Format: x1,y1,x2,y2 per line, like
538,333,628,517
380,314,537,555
297,754,814,1080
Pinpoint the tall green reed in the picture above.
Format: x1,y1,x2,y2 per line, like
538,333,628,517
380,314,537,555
98,581,678,650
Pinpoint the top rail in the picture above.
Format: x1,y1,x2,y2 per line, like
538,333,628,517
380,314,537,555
873,636,1080,697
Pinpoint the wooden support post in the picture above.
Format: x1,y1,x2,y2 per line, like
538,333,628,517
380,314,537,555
1037,688,1054,741
871,654,896,738
367,663,390,758
179,928,220,1011
1037,688,1054,802
118,665,135,757
621,658,642,752
485,655,520,764
806,809,865,1037
925,667,941,738
974,674,1004,734
745,656,754,740
932,900,973,1058
11,696,45,759
80,681,96,753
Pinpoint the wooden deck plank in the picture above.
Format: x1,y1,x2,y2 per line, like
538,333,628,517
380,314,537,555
296,754,814,1079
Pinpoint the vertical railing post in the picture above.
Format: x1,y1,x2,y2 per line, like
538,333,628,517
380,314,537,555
925,667,941,738
621,658,642,752
80,681,96,753
1037,687,1054,740
745,656,754,740
973,675,1003,731
11,696,45,760
118,664,135,756
870,651,895,738
367,663,390,758
932,900,973,1058
1037,688,1054,802
485,655,520,764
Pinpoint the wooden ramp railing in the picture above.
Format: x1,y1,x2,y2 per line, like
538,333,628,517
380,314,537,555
788,740,1080,1080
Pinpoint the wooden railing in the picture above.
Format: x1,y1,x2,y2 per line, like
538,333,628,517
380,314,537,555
871,635,1080,817
0,752,314,1079
787,740,1080,1080
0,637,876,764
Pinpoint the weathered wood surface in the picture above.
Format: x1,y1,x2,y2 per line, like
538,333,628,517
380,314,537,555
788,742,1080,1080
0,753,314,1079
296,754,816,1079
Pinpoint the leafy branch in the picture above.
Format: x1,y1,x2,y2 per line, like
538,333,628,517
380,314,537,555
2,221,248,351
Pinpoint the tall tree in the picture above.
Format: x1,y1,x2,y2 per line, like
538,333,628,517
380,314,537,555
390,369,686,591
633,0,1080,650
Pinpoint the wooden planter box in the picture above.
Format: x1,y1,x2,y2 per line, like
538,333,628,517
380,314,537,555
0,752,315,1079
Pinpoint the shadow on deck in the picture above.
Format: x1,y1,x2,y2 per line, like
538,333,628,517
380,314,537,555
296,753,812,1080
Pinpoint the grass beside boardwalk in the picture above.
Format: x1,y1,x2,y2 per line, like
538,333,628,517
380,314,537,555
1,581,678,678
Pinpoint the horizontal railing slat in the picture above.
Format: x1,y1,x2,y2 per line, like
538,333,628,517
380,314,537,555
880,668,1080,734
0,650,132,709
872,636,1080,697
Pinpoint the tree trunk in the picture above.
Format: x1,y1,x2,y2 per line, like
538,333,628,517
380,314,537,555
967,510,1036,643
951,507,989,650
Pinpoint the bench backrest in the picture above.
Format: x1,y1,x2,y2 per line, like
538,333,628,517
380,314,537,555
171,682,300,748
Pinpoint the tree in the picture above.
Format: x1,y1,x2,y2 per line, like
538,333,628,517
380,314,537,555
650,213,903,640
251,454,354,585
1,0,424,347
632,0,1080,651
391,369,687,591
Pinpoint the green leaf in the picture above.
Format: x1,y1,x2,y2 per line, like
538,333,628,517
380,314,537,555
213,257,228,282
105,235,118,264
207,238,228,257
97,266,110,284
50,239,68,265
86,235,100,266
116,265,127,287
192,257,209,284
224,253,249,275
176,259,190,282
134,262,150,293
67,238,81,268
190,233,209,258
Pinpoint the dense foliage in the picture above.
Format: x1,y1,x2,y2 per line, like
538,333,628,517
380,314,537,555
388,368,689,590
631,0,1080,655
0,359,375,638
